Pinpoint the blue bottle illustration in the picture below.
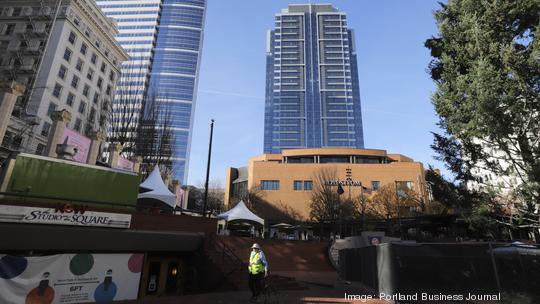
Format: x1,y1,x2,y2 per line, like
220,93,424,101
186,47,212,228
94,269,117,302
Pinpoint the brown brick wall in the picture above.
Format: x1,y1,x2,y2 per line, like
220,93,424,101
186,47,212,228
220,236,333,272
130,213,217,235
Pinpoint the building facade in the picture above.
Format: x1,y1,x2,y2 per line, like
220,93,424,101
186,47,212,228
264,4,364,154
97,0,207,184
225,148,429,221
0,0,128,156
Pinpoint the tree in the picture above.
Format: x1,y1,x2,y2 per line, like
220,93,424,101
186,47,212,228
309,168,339,227
425,0,540,236
369,183,422,220
135,92,174,178
308,167,356,234
107,62,147,156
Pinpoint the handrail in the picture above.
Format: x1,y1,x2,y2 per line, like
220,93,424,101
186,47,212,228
209,234,246,268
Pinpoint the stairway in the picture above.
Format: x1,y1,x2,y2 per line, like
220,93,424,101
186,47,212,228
204,235,310,292
204,234,248,290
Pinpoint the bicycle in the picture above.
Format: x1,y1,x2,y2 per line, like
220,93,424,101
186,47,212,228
261,276,280,304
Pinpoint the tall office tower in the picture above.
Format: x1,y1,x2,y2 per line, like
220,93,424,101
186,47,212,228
264,4,364,154
97,0,206,184
0,0,128,158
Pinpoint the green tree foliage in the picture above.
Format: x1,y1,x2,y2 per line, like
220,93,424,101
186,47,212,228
426,0,540,232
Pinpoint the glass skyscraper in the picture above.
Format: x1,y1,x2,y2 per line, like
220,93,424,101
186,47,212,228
97,0,206,183
264,4,364,154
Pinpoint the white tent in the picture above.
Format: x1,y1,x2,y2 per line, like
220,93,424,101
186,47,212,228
138,166,176,208
217,200,264,225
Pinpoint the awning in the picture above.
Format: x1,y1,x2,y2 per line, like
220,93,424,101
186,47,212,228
217,200,264,225
138,166,176,208
0,223,203,252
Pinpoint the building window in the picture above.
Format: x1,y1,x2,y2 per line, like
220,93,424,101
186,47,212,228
261,180,280,190
89,107,96,122
74,118,82,131
78,101,86,114
87,68,94,80
47,102,57,117
36,143,45,155
63,48,72,62
304,180,313,191
58,65,67,80
82,84,90,97
3,24,16,35
405,181,414,190
109,71,115,82
80,42,87,55
41,122,51,136
71,75,79,89
68,31,77,44
66,92,75,106
52,83,62,98
97,77,103,89
75,58,83,71
93,93,100,104
91,53,97,65
371,181,380,191
100,62,106,73
105,85,111,96
293,180,303,191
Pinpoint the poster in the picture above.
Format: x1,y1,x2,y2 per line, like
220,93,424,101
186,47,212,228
62,128,91,163
115,157,134,171
0,253,143,304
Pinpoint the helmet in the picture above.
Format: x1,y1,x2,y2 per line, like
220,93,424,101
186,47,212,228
251,243,261,249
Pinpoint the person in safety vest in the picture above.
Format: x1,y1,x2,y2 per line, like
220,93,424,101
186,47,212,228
248,243,268,301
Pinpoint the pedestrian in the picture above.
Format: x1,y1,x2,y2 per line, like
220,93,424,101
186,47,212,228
248,243,268,302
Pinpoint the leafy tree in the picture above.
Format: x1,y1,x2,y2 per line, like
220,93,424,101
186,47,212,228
426,0,540,236
368,183,422,219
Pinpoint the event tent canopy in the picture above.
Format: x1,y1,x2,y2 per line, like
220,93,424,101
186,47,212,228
138,166,176,208
217,200,264,225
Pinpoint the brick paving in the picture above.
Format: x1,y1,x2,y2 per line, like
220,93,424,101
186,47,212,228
121,271,391,304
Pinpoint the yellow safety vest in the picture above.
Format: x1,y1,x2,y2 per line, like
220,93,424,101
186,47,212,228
248,252,264,274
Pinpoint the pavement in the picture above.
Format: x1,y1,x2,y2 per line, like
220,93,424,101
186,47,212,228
120,271,391,304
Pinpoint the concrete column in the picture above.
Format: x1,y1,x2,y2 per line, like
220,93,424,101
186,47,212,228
131,156,143,173
172,180,181,209
107,143,123,168
45,110,72,158
164,172,172,189
86,130,105,165
0,81,25,145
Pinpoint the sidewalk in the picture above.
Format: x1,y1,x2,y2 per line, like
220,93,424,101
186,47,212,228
121,288,391,304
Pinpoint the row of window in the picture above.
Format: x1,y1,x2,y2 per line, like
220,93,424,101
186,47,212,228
293,180,313,191
260,180,386,191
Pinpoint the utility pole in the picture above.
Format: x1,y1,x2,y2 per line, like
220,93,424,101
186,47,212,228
202,119,214,217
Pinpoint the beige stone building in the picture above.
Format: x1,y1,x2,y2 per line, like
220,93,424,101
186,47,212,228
225,148,430,222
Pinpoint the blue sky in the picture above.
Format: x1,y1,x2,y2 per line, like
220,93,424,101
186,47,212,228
187,0,445,186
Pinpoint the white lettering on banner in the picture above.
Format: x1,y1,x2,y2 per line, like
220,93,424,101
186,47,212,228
0,205,131,228
0,253,144,303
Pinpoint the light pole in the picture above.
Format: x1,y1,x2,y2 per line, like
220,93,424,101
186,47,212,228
202,119,214,218
395,181,404,239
